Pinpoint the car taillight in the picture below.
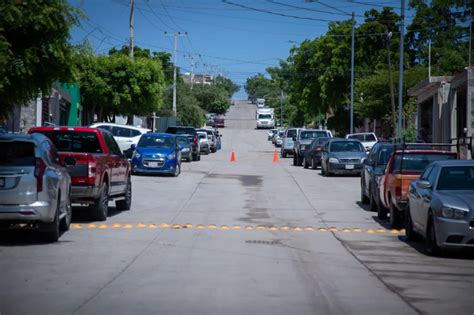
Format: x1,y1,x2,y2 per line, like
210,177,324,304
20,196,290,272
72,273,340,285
395,178,402,198
212,135,215,142
316,147,322,151
34,158,47,193
194,135,198,145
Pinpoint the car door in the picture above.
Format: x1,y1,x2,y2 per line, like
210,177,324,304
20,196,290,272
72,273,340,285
104,132,126,195
419,165,439,231
364,144,377,196
410,165,432,231
44,140,69,210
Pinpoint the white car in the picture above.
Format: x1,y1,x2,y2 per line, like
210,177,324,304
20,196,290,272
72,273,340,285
345,132,378,151
90,123,150,153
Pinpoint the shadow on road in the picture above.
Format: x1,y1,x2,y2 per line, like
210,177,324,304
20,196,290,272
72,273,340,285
398,235,474,260
71,205,123,223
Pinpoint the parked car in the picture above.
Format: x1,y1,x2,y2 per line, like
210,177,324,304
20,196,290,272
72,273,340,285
280,128,300,158
213,117,225,128
176,135,192,162
29,127,132,221
0,133,73,241
166,126,200,161
303,137,330,169
90,122,150,153
131,133,181,176
320,139,367,176
379,147,457,228
268,129,278,141
199,129,217,153
406,160,474,255
360,143,394,212
275,130,284,147
206,113,216,126
197,131,211,155
346,132,378,151
293,129,333,166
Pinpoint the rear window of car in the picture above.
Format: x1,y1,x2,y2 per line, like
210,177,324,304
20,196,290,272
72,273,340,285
301,131,328,139
393,153,456,172
0,141,36,166
330,141,364,152
138,136,175,149
286,129,297,138
176,136,190,145
166,127,196,135
437,166,474,190
35,131,102,153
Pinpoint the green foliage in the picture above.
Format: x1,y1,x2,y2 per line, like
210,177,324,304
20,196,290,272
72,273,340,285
214,75,240,97
192,84,230,115
162,83,205,127
244,74,276,103
0,0,80,116
77,53,165,120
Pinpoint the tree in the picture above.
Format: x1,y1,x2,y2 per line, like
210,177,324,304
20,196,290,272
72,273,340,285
214,75,240,97
244,74,276,103
0,0,80,116
77,53,166,122
192,84,231,115
162,82,205,127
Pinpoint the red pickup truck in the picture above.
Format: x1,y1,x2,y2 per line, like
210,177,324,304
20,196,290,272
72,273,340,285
29,127,132,221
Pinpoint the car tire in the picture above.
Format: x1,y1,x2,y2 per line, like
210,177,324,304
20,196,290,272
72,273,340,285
297,155,303,166
198,153,201,161
115,177,132,211
59,189,72,231
377,203,388,220
405,205,419,242
389,201,402,229
368,186,377,212
40,197,61,242
361,181,370,205
425,213,442,256
173,163,181,177
293,154,297,166
192,153,198,161
321,162,327,176
282,151,287,158
90,182,109,221
311,157,317,170
303,157,309,168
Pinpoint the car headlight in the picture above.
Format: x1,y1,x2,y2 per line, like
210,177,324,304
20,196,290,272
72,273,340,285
167,152,176,160
182,147,190,152
300,145,306,150
132,151,141,159
329,157,339,163
440,207,468,220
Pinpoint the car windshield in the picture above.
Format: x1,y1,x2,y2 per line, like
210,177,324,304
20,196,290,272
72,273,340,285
330,141,364,152
437,166,474,190
301,131,328,139
138,136,174,149
168,127,195,135
377,148,393,165
198,133,207,139
258,114,272,119
278,131,285,136
0,141,36,166
393,153,456,172
37,131,102,153
348,134,376,141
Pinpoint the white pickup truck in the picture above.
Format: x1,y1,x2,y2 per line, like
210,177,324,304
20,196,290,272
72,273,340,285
256,108,275,129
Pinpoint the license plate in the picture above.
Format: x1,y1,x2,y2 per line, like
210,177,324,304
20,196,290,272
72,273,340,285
0,177,4,187
345,164,355,170
148,162,159,167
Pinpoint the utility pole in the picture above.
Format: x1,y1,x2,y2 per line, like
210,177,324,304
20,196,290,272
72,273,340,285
397,0,405,141
129,0,134,58
280,89,284,126
165,32,187,116
469,9,472,67
350,11,355,134
385,30,396,133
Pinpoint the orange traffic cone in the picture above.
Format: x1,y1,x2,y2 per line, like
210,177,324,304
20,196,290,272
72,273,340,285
230,150,236,162
272,149,279,163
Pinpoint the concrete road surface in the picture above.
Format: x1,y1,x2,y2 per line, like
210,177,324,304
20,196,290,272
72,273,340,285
1,100,473,315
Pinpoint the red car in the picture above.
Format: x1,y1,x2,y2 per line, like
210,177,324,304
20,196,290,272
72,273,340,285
29,126,132,221
213,117,225,128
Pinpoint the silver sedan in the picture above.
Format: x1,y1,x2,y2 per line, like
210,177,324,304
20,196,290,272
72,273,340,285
407,160,474,255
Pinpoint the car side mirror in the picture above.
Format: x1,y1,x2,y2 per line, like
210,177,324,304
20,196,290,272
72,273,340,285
123,150,133,159
416,180,432,189
363,159,373,166
130,143,136,150
64,156,76,167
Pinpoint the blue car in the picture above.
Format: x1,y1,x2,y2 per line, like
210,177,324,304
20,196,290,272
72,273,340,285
131,133,181,176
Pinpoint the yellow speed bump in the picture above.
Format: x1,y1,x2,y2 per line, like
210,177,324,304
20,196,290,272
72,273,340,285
269,226,279,231
366,229,375,233
256,225,266,230
88,224,97,229
232,225,242,230
148,224,158,228
98,224,108,229
136,223,147,228
123,224,133,229
280,226,290,231
329,227,338,232
160,223,170,228
375,228,386,233
220,225,230,230
112,223,122,228
244,226,253,230
352,228,363,232
196,224,205,229
208,224,217,229
318,228,327,232
171,224,182,229
71,224,82,229
341,228,352,233
293,227,303,231
304,226,315,231
184,223,193,228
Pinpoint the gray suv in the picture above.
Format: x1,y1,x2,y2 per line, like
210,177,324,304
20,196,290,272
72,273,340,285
0,133,73,242
293,129,333,166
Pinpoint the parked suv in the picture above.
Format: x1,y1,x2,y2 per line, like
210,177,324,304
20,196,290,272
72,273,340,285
29,127,132,221
0,133,73,241
281,128,300,158
90,122,150,153
346,132,378,151
293,129,333,166
166,126,201,161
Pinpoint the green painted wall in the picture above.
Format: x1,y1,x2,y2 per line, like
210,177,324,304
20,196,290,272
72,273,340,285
57,82,81,126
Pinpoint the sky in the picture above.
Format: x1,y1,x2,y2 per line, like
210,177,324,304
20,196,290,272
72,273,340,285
69,0,417,99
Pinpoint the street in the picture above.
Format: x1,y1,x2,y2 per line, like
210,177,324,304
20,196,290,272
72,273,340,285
1,100,473,315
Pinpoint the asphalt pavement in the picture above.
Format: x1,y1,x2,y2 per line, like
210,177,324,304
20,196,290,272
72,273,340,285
1,100,473,315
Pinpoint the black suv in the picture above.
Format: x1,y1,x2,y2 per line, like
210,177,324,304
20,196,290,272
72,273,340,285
166,126,200,161
360,142,393,211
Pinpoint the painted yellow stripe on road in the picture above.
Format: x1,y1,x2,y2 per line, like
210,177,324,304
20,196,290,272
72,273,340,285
70,223,405,235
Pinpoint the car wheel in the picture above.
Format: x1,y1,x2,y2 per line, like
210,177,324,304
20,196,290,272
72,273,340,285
173,163,181,177
377,202,388,220
90,182,108,221
282,151,287,158
198,153,201,161
293,154,297,166
59,189,72,231
321,162,327,176
405,205,419,242
425,213,442,256
361,181,369,204
311,157,317,170
297,155,303,166
389,201,402,229
40,197,61,242
115,177,132,211
303,157,309,168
